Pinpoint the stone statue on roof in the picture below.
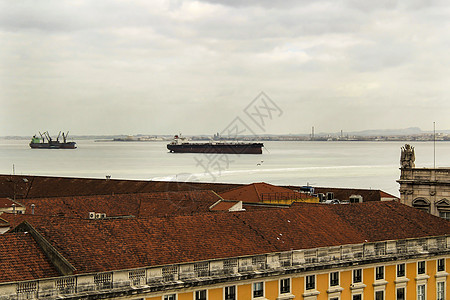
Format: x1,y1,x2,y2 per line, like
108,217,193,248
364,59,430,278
400,144,415,169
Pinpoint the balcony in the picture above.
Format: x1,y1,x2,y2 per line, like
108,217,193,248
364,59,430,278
2,235,448,300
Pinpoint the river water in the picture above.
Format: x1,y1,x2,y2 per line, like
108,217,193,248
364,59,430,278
1,139,449,196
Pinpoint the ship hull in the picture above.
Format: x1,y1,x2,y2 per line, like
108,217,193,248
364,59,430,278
167,143,263,154
29,142,77,149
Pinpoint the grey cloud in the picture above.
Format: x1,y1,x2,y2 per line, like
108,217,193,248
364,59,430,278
1,0,450,135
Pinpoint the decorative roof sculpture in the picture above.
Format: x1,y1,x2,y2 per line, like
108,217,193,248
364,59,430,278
400,144,415,169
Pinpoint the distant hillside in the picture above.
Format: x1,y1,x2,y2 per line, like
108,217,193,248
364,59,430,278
343,127,423,136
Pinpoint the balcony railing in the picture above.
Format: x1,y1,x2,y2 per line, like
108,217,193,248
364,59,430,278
1,235,448,300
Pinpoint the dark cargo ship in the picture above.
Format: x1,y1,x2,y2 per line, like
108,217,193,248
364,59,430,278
167,135,263,154
29,131,77,149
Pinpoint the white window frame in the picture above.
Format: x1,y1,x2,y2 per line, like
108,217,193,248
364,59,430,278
353,268,362,284
329,271,340,287
279,277,291,295
305,274,315,291
352,294,362,300
437,281,445,300
417,284,426,300
437,258,445,272
397,263,406,278
375,266,384,280
224,285,237,300
374,290,384,300
396,287,406,300
252,281,264,299
195,289,207,300
164,294,176,300
417,261,426,275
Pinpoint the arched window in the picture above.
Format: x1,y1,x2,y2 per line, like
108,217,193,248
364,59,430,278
412,198,430,213
436,199,450,220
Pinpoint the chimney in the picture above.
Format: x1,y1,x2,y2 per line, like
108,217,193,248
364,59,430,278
12,203,16,214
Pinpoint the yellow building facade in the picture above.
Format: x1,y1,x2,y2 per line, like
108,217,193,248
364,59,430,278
143,257,448,300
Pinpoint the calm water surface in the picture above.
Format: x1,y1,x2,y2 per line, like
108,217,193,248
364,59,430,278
1,139,449,196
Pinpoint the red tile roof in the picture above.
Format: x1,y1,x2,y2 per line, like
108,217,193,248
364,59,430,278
16,190,222,218
138,191,223,217
220,182,310,203
4,201,448,280
0,175,239,199
0,232,60,282
0,174,394,203
0,198,15,208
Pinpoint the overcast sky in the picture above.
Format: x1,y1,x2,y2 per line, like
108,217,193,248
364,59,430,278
1,0,449,136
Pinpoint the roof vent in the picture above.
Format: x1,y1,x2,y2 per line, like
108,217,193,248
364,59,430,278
31,204,35,215
106,175,111,181
89,212,96,219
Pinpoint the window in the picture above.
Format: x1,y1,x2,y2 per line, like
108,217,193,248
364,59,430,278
439,211,450,220
437,281,445,300
397,287,405,300
225,286,236,300
375,290,384,300
280,278,290,294
195,290,207,300
397,263,406,277
353,295,362,300
253,282,263,298
418,261,426,274
376,266,384,280
330,271,339,287
353,269,362,283
306,275,315,290
412,198,430,213
417,284,425,300
438,258,445,272
164,294,176,300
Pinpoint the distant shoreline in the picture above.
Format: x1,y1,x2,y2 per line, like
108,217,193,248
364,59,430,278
2,132,449,143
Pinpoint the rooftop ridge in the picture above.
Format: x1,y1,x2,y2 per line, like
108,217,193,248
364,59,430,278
12,221,76,276
253,183,262,202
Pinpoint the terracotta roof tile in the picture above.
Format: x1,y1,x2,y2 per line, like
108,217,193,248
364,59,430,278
0,175,239,199
220,182,309,203
0,232,60,282
0,198,16,208
5,201,448,278
0,175,395,204
16,190,222,218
